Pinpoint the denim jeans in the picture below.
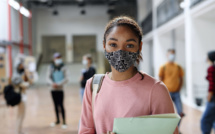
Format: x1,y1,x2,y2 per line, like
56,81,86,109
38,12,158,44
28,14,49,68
80,87,85,102
170,92,183,114
201,96,215,134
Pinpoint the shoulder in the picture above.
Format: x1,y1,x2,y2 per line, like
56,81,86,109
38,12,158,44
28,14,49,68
142,73,167,91
86,77,93,88
159,64,167,71
208,66,215,72
140,73,162,88
175,63,182,68
4,85,14,93
89,66,96,71
5,84,13,89
86,77,93,83
160,64,166,69
61,65,67,71
152,81,168,92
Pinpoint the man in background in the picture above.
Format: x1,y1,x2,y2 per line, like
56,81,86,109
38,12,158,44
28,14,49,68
159,49,185,127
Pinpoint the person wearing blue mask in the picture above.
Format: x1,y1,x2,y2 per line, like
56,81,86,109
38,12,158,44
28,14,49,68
47,52,68,129
159,49,185,131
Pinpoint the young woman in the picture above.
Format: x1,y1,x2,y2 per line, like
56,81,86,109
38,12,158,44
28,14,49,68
79,16,178,134
80,54,96,102
47,52,68,129
201,51,215,134
15,58,31,134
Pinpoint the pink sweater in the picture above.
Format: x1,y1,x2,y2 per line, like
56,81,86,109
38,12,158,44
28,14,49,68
79,73,178,134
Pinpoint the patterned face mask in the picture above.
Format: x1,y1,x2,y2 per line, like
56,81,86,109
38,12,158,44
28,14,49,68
105,50,139,72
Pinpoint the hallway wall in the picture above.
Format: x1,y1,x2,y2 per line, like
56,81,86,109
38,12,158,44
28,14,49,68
0,1,9,41
191,16,215,99
33,5,108,64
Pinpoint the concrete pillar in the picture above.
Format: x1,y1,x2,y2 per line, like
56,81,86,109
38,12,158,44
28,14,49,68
184,0,193,103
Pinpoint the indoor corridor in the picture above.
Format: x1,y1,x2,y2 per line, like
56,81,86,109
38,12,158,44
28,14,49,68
1,0,215,133
0,84,205,134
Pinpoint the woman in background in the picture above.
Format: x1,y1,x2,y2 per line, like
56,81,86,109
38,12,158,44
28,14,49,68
80,54,96,102
47,52,68,129
201,50,215,134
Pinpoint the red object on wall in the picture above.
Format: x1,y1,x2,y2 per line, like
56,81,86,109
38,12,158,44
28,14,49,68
19,3,24,54
28,11,32,55
7,0,12,77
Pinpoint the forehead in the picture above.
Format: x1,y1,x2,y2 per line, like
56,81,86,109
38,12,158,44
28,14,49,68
107,25,138,38
168,50,175,53
54,56,61,59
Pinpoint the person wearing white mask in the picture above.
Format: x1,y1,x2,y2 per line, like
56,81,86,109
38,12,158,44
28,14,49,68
46,52,68,129
159,49,185,130
80,54,96,102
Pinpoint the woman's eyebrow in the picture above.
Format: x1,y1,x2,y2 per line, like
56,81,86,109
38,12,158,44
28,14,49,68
108,38,118,41
126,39,137,42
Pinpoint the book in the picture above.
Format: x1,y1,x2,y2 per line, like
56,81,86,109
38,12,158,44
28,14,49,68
112,113,180,134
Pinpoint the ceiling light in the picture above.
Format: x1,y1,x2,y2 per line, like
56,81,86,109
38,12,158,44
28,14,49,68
20,6,30,17
8,0,20,10
180,1,185,9
40,0,48,2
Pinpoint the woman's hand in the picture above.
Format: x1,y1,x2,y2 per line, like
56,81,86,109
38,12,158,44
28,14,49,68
106,131,115,134
52,83,58,88
207,92,213,102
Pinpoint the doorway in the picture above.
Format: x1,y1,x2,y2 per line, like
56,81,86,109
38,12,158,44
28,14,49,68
73,35,97,63
42,36,66,63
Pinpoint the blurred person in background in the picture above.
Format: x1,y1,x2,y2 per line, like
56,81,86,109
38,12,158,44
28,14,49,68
4,77,27,134
80,54,96,102
13,55,33,134
47,52,68,129
201,50,215,134
4,54,34,134
159,49,185,129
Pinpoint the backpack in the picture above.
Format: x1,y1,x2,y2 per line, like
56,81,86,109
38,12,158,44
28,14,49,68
4,85,21,106
90,74,105,130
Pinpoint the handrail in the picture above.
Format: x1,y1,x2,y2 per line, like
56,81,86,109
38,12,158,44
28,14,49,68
190,0,203,8
36,53,43,71
0,40,31,48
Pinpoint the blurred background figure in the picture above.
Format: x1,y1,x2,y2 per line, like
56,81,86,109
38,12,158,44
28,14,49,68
14,54,38,85
46,52,68,129
80,54,96,102
4,77,25,134
1,0,215,133
159,49,185,129
3,53,37,134
201,50,215,134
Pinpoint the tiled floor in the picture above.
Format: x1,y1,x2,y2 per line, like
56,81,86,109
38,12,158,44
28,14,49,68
0,84,209,134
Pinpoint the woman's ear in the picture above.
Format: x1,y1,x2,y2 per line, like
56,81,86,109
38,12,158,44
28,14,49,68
103,41,106,50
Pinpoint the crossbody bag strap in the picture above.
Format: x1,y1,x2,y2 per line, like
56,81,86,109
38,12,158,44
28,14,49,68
91,74,105,132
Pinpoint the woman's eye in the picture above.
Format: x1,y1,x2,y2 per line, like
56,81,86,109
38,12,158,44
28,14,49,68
110,43,117,47
127,44,134,48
